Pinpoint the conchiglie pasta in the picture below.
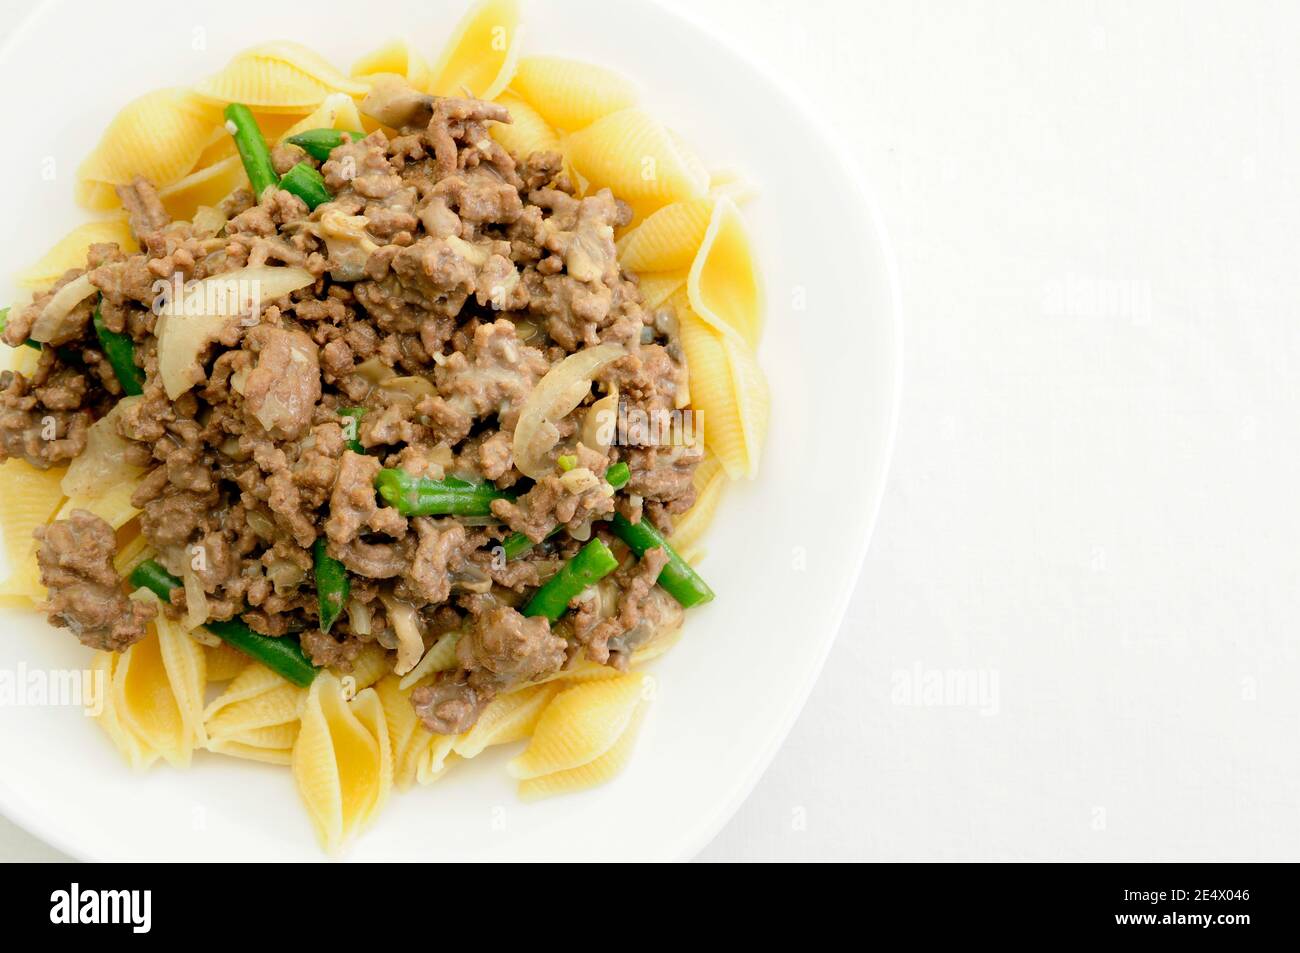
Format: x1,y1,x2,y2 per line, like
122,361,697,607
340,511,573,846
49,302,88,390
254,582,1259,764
92,651,155,771
507,674,646,780
373,674,428,790
669,451,728,552
454,682,560,759
193,43,368,113
339,642,391,692
634,270,687,314
564,108,709,221
112,621,206,769
351,39,431,91
510,55,638,132
617,198,714,273
292,673,391,852
156,155,247,222
428,0,522,101
678,300,768,479
687,197,763,349
56,479,142,530
0,460,65,604
279,92,367,142
518,702,646,800
75,89,221,210
414,733,458,785
17,220,138,288
204,641,249,682
204,661,305,763
489,92,560,161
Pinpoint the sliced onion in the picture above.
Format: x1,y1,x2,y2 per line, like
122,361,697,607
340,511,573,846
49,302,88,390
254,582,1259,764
377,375,436,403
348,597,372,636
156,264,315,399
512,343,625,479
398,630,462,690
30,273,97,345
61,398,143,498
182,566,210,630
265,558,305,594
381,595,425,677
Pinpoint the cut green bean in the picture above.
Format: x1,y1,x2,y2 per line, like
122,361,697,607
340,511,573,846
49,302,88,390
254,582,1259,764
498,461,632,560
522,538,620,621
339,407,366,454
605,461,630,488
608,512,715,609
128,559,183,603
312,538,349,635
92,304,144,396
280,161,332,210
202,619,318,688
127,558,317,686
375,469,515,517
285,128,367,161
0,307,42,350
224,103,279,199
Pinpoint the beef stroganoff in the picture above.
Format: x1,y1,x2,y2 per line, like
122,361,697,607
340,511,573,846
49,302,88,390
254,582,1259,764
0,0,767,852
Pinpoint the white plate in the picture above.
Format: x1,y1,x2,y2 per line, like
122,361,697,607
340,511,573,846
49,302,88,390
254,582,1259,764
0,0,901,861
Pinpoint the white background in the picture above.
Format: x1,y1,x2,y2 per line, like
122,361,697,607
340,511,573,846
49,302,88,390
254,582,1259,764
3,0,1299,861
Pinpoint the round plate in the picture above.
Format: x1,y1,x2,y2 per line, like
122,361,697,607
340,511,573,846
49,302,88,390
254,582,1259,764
0,0,901,861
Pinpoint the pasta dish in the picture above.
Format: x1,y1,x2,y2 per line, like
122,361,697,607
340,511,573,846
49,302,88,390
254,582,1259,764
0,0,766,852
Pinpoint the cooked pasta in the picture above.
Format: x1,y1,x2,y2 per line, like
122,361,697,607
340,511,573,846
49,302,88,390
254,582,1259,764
509,55,639,132
428,0,522,101
351,39,432,92
1,0,771,854
75,89,221,210
18,220,138,289
193,42,369,113
564,107,710,221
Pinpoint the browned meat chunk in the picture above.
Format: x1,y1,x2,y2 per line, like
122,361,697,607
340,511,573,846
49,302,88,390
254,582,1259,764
242,326,321,440
35,510,155,651
412,603,565,734
116,176,171,242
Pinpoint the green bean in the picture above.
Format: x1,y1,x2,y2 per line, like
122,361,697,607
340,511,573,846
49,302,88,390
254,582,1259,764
605,461,630,488
522,538,620,621
127,559,183,603
92,304,143,396
607,513,715,608
224,103,279,199
338,407,366,454
285,128,367,161
0,307,42,350
279,162,332,210
201,619,318,688
375,469,515,517
127,558,317,686
312,538,349,635
498,461,632,560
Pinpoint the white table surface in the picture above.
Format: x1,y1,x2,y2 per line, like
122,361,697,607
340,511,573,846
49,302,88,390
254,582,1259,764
3,0,1298,862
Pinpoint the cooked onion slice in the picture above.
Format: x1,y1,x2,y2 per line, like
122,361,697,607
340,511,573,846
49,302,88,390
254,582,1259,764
29,273,97,345
156,265,315,399
512,343,625,479
381,595,425,677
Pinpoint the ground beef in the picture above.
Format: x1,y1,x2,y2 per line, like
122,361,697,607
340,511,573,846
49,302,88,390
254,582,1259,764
241,325,321,440
116,176,171,243
411,602,565,734
13,78,704,737
571,547,681,667
35,510,154,651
